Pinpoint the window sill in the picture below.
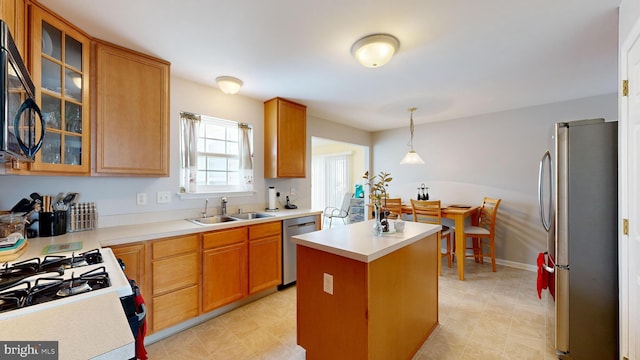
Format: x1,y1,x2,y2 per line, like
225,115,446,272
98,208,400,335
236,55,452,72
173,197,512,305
177,191,256,200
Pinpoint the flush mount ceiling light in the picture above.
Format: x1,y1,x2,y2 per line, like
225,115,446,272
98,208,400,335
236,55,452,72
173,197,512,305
351,33,400,68
400,108,425,165
216,76,243,95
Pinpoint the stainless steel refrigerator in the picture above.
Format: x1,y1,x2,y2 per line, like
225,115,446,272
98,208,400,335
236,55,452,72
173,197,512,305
538,118,618,359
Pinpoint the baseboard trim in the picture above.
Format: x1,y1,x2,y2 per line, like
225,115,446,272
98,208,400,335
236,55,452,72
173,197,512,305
441,247,537,272
495,258,536,272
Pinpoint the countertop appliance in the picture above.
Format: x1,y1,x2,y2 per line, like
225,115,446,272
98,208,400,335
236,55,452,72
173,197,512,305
280,215,318,289
0,20,45,163
538,119,618,359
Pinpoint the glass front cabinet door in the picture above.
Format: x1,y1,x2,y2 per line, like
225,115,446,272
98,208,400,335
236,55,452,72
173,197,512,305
29,7,90,174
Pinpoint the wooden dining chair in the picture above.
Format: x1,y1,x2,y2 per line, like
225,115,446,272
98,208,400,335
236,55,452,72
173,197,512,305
383,198,403,220
411,199,452,276
459,197,502,271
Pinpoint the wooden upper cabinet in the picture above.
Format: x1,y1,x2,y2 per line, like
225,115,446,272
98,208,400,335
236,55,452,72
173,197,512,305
91,39,170,176
28,5,91,174
0,0,26,58
264,97,306,178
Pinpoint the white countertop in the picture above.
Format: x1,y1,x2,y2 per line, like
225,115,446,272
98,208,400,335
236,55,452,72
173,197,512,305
0,291,135,360
291,220,441,263
17,208,322,255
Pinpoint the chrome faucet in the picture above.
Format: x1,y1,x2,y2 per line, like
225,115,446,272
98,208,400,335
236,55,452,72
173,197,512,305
221,197,228,216
202,199,209,218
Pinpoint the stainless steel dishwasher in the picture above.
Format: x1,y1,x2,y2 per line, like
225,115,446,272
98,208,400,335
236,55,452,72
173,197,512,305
280,215,318,290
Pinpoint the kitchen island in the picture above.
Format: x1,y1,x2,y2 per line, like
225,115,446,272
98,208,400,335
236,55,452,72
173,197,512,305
292,220,441,360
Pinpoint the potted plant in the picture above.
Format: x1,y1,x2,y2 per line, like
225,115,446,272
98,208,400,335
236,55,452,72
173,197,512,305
363,171,393,233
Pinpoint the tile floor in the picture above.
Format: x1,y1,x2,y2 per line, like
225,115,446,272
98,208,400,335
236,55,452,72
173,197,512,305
145,259,557,359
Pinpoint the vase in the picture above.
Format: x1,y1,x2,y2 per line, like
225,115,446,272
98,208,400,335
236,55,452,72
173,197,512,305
372,206,383,236
379,208,390,232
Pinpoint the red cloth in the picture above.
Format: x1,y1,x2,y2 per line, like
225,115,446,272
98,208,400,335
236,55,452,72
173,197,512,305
134,290,147,360
536,252,549,299
547,254,555,301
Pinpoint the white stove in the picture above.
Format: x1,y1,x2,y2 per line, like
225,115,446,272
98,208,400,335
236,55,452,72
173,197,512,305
0,247,133,320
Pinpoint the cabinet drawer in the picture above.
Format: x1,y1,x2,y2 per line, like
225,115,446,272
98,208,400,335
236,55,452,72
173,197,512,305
152,285,199,332
152,252,198,295
152,234,198,259
203,227,247,249
249,221,281,240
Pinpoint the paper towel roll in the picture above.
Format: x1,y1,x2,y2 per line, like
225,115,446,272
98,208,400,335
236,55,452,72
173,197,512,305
268,187,277,210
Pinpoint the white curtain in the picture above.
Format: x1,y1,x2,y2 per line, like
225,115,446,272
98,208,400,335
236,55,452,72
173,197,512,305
238,123,254,191
180,112,201,193
312,153,351,211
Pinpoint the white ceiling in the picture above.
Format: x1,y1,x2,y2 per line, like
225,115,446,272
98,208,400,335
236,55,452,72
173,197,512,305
38,0,619,131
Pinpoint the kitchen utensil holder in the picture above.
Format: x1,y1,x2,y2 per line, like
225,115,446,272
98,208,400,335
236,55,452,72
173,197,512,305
39,211,67,237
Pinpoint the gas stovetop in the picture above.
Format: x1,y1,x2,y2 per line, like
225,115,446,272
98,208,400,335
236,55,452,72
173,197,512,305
0,247,132,320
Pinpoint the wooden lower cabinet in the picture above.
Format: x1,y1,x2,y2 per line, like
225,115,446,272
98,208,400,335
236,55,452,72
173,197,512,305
109,220,286,333
108,242,146,297
202,227,248,312
152,285,199,331
150,234,200,333
152,252,199,295
202,242,248,312
248,222,282,294
202,221,283,311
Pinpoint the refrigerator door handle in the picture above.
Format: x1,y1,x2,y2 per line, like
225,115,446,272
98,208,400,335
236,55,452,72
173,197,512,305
538,150,553,233
542,252,555,273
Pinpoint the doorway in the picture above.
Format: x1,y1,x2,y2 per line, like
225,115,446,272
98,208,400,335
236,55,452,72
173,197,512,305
311,137,367,225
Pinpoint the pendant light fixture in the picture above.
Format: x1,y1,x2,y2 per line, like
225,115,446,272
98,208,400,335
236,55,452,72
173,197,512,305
400,108,425,165
216,76,243,95
351,34,400,68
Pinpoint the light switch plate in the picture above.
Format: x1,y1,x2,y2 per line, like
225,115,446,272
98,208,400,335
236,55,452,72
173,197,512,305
136,193,147,206
157,191,171,204
323,273,333,295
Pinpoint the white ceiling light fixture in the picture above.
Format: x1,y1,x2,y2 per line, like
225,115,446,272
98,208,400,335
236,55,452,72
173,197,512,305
351,33,400,68
216,76,243,95
400,108,425,165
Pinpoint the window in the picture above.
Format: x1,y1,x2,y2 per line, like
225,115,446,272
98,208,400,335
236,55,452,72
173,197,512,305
180,113,253,194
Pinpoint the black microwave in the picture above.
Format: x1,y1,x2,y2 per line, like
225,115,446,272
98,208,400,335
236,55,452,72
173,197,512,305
0,20,44,163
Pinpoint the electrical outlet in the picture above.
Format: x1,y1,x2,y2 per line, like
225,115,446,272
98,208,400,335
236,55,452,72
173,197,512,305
136,193,147,206
323,273,333,295
290,188,296,196
157,191,171,204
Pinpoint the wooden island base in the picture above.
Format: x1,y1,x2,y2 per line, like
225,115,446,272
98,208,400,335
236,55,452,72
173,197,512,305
296,232,438,360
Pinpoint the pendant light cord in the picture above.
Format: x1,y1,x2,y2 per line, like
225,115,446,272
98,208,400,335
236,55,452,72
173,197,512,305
407,107,416,150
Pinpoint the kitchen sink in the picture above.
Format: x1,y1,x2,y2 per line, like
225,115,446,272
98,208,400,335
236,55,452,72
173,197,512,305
230,212,274,220
187,215,238,225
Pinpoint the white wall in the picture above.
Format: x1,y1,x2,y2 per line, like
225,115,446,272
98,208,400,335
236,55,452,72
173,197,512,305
372,93,617,266
620,0,640,41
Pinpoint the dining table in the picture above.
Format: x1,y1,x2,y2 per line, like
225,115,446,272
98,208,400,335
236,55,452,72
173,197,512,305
440,205,480,280
366,202,480,280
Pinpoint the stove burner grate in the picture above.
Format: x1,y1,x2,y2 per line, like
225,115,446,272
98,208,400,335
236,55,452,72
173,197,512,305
0,266,112,313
